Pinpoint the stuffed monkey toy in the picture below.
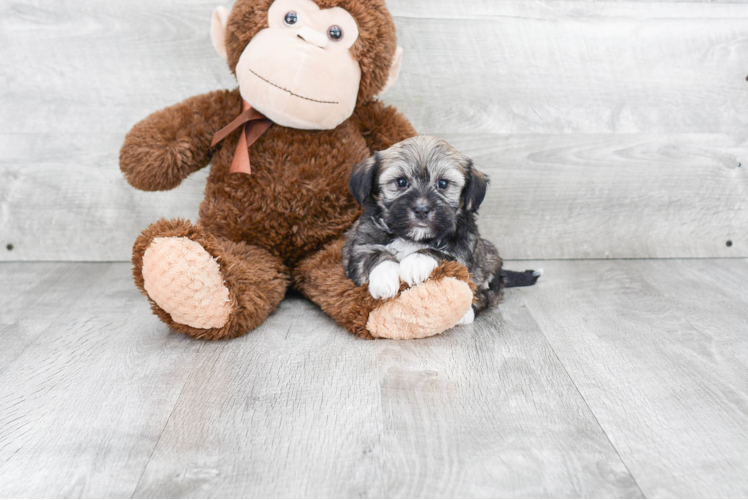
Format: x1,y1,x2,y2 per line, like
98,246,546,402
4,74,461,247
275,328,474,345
120,0,476,340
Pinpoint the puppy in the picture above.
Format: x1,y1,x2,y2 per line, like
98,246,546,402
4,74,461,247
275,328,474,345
343,136,538,325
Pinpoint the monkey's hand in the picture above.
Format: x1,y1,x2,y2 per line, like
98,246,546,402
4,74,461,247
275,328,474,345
120,89,241,191
399,253,438,286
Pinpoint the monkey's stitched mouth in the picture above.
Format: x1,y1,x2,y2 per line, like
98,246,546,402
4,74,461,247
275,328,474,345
249,68,339,105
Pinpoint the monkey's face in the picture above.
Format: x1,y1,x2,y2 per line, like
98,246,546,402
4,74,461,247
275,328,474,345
236,0,361,129
349,136,490,242
213,0,403,130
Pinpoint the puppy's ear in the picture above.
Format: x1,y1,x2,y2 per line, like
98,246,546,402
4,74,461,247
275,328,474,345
349,153,380,205
463,162,490,212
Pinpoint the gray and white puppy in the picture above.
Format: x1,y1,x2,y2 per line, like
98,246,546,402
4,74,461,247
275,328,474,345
343,135,538,325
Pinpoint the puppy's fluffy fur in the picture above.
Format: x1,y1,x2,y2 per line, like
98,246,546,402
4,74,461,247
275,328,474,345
343,136,510,320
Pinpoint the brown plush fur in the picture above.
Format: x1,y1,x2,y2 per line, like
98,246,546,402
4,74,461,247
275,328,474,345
121,0,475,340
121,90,242,192
293,239,476,339
224,0,396,105
132,218,290,339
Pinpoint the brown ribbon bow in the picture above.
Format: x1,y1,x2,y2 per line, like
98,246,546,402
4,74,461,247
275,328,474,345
211,101,272,175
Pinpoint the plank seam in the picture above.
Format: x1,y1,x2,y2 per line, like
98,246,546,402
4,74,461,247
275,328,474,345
0,264,116,378
520,294,649,498
373,347,389,497
128,342,207,499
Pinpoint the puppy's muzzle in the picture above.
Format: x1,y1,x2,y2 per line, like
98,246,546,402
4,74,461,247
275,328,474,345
413,203,431,220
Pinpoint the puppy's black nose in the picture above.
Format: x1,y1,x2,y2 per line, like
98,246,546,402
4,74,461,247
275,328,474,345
414,204,430,219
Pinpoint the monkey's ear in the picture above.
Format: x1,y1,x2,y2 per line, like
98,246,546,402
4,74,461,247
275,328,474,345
211,6,231,61
464,163,490,212
378,47,404,97
349,154,380,205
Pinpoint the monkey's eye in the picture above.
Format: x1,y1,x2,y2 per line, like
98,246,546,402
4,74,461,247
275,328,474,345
327,25,343,41
437,179,450,190
284,11,298,26
396,178,409,188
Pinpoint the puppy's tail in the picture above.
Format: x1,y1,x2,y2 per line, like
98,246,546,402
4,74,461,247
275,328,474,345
502,268,543,288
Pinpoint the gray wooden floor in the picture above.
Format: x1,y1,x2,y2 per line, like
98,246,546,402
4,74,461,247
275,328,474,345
1,259,747,498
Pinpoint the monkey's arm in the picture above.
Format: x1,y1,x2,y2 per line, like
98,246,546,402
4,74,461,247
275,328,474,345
355,100,417,153
120,89,242,191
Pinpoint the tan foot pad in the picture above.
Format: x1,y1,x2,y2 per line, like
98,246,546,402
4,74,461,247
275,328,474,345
142,237,231,329
367,277,473,340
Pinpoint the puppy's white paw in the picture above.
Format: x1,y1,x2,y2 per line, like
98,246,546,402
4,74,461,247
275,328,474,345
455,307,475,326
368,261,401,299
399,253,438,286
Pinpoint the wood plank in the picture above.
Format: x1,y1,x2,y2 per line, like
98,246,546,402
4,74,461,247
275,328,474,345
0,134,207,261
521,259,748,497
387,1,748,135
127,286,642,497
132,295,386,498
2,0,747,261
2,259,747,496
688,257,748,306
2,262,635,497
0,263,206,498
452,133,748,259
2,133,745,261
389,0,748,18
0,262,125,373
0,0,233,136
2,1,746,135
375,291,643,498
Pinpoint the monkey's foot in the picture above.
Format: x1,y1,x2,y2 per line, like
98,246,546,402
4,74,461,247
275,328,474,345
367,263,474,340
293,240,476,341
133,219,289,340
142,237,231,329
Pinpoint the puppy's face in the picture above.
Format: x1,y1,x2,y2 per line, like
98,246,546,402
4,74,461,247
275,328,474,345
349,136,489,241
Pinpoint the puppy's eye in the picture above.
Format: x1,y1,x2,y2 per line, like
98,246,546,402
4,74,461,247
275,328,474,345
396,178,409,188
327,26,343,41
284,11,298,25
437,179,449,190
